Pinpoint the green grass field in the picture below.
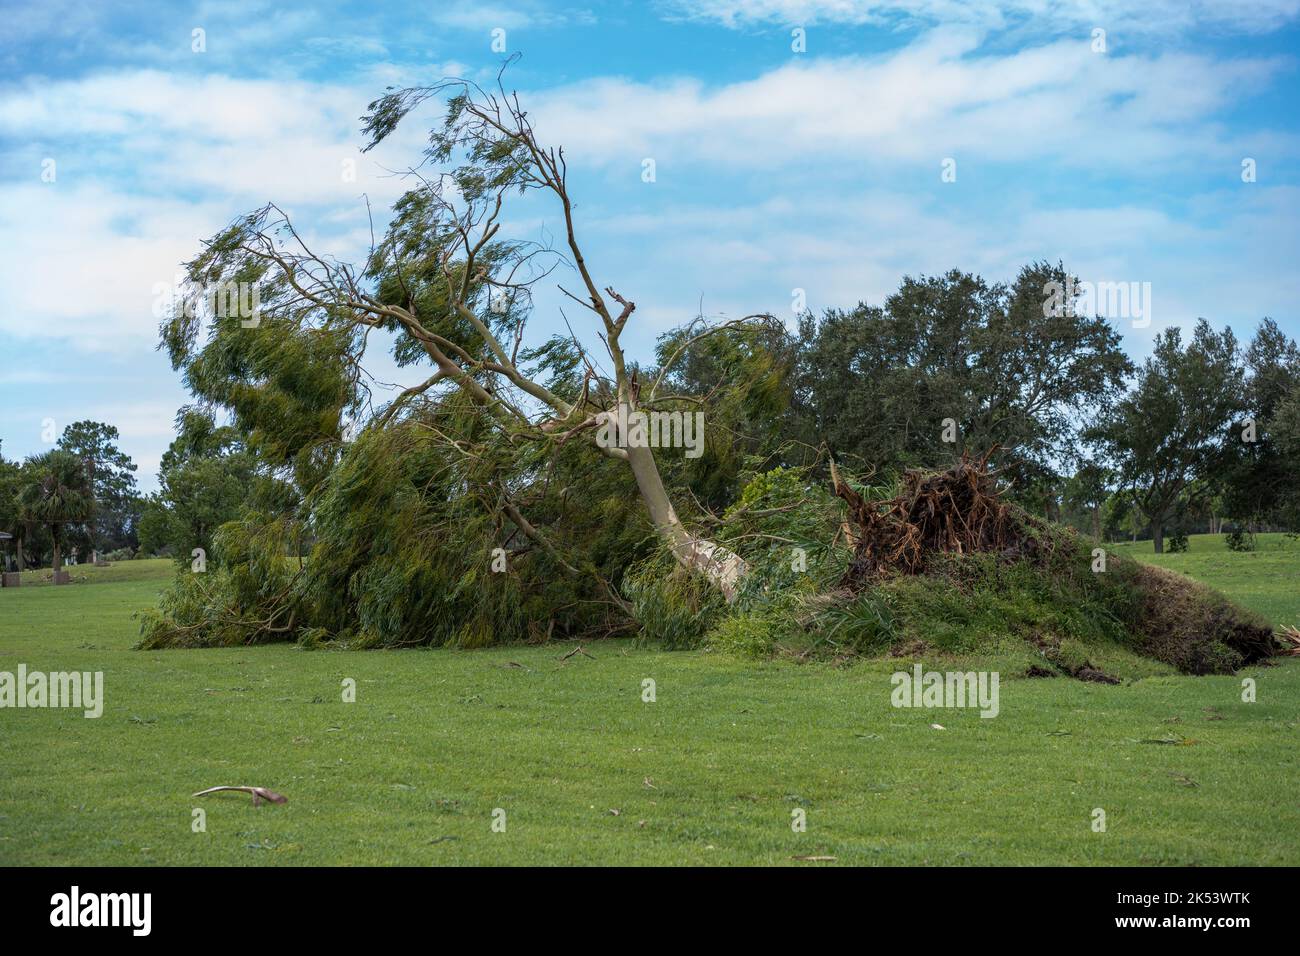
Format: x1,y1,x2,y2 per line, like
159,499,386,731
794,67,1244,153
2,539,1298,866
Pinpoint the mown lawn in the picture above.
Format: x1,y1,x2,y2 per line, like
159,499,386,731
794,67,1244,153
1,550,1297,865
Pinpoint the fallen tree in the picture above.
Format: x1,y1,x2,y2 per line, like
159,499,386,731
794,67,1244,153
162,68,755,614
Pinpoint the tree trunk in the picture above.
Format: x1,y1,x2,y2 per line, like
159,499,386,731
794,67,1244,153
624,442,746,601
1152,524,1164,554
15,537,24,572
1091,505,1101,541
52,533,63,584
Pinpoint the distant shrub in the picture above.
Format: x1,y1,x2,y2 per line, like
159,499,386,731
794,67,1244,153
1225,528,1255,552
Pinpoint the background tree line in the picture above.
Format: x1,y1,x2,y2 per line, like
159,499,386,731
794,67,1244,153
0,421,141,575
777,272,1300,554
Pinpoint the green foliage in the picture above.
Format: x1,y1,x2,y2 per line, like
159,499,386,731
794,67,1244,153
140,402,650,649
624,559,724,650
302,418,530,648
790,262,1132,497
1220,319,1300,531
137,514,303,648
1088,319,1243,551
0,455,21,539
717,464,848,605
626,465,846,651
17,450,95,570
704,611,780,659
141,410,266,564
56,420,140,552
800,590,898,655
652,317,796,510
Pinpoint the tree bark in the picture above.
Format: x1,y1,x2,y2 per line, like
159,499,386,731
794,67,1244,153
623,442,746,601
52,533,63,584
1152,524,1164,554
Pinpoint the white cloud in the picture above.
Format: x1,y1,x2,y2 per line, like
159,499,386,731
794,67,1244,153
0,69,448,349
430,1,596,31
667,0,1300,34
0,183,224,351
0,28,1293,365
529,31,1290,172
0,70,422,203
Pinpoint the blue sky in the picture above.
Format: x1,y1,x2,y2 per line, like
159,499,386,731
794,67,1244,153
1,0,1297,489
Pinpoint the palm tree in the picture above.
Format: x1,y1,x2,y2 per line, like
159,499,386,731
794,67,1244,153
15,495,35,572
19,451,95,584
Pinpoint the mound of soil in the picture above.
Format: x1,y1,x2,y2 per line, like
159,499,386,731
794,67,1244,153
1133,564,1276,673
830,453,1280,675
834,452,1047,583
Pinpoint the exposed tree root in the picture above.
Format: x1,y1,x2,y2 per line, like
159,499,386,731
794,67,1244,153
834,451,1047,583
829,452,1280,676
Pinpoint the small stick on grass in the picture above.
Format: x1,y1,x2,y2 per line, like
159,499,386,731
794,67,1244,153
193,786,287,807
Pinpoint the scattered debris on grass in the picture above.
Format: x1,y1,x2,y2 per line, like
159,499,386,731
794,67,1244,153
1279,625,1300,655
1073,663,1121,685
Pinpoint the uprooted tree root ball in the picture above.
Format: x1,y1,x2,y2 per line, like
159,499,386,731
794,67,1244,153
834,452,1050,582
828,452,1279,675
